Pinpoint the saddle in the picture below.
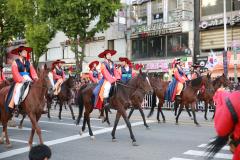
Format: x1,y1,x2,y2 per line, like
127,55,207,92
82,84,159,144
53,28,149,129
5,82,31,112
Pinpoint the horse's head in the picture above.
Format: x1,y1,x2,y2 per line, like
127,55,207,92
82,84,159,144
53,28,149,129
135,70,153,94
219,73,233,90
38,67,54,94
66,75,76,88
202,73,215,93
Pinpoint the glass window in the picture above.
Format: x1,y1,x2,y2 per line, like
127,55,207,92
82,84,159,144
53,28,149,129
132,36,165,59
201,0,231,17
167,33,189,57
233,0,240,11
168,0,182,22
108,40,114,50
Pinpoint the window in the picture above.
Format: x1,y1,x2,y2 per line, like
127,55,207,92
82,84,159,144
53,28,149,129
168,0,182,22
233,0,240,11
132,36,165,59
152,0,163,22
201,0,231,17
108,40,114,50
167,33,189,57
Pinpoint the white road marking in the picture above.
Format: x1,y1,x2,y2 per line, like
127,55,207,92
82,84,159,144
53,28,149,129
169,158,194,160
183,150,232,159
16,118,104,129
0,126,49,132
198,143,229,150
0,120,156,159
41,115,102,121
10,139,36,144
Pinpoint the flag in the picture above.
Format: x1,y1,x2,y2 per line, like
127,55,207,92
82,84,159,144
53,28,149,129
206,50,218,70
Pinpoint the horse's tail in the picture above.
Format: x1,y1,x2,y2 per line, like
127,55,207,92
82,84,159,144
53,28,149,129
76,85,86,125
147,91,156,118
205,136,228,159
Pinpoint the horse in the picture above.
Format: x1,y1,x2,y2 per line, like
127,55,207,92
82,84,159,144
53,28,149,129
0,68,53,147
198,73,232,120
76,71,153,146
46,76,76,120
174,74,214,126
147,76,170,122
128,76,169,126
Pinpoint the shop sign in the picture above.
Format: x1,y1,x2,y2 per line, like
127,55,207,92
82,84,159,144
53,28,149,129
132,22,182,35
144,60,169,72
196,56,209,73
199,15,240,29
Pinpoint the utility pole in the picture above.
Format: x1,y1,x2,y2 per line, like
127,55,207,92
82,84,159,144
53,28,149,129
193,0,200,63
223,0,228,77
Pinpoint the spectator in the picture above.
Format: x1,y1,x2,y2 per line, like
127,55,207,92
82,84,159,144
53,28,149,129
29,144,51,160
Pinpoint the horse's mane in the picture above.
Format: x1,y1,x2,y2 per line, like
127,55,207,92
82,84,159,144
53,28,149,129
212,76,221,86
190,76,203,87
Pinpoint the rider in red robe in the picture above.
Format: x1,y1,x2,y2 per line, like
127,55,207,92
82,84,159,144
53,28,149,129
208,90,240,160
118,57,136,83
52,60,66,95
8,46,38,113
89,61,101,83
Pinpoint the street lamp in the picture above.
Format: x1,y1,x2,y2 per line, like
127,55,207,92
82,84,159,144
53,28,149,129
60,42,65,59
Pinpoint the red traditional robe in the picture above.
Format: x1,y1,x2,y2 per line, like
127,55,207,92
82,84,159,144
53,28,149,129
89,70,101,83
52,68,66,81
0,71,6,83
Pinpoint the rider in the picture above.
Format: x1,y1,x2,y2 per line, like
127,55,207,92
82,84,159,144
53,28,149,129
211,90,240,160
8,46,38,113
0,65,6,84
119,57,135,84
52,59,66,95
171,58,188,101
191,63,201,80
93,50,120,109
89,61,101,83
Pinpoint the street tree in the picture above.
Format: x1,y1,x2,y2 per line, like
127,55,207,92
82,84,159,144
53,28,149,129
50,0,121,72
0,0,25,64
8,0,56,67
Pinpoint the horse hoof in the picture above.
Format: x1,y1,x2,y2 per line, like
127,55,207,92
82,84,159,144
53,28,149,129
18,125,23,129
175,122,179,125
112,138,117,142
195,123,201,127
79,130,83,135
90,136,95,140
132,142,139,146
158,120,160,123
146,126,150,130
5,143,12,148
72,117,75,120
204,118,208,121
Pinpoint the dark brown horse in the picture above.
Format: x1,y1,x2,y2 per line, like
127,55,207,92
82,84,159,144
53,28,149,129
198,73,232,120
174,74,214,125
76,71,153,146
147,77,170,122
0,68,53,147
46,76,76,120
128,76,169,126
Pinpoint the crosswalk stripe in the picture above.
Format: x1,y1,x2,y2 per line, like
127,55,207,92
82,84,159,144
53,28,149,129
0,126,49,132
183,150,232,159
198,143,230,150
10,139,36,144
169,157,194,160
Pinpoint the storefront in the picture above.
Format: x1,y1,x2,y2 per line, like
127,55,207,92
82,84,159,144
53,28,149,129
131,22,192,60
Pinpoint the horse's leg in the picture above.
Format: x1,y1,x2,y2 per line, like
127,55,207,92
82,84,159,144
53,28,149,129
86,113,94,138
58,101,63,120
159,102,166,123
204,100,208,120
27,114,37,147
47,99,51,119
80,113,87,134
3,124,12,148
175,104,183,124
128,108,134,119
121,109,137,146
210,101,216,120
103,108,111,126
138,107,149,129
99,109,104,119
191,103,199,126
185,104,192,118
157,103,161,123
19,114,26,129
69,103,75,120
174,101,179,116
111,111,121,141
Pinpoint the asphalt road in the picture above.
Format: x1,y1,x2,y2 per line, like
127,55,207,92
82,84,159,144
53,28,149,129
0,106,232,160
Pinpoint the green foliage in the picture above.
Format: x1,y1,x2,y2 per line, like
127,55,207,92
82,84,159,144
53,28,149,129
8,0,56,66
0,0,25,62
51,0,121,71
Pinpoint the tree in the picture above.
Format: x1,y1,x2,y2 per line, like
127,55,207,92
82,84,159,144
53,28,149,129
0,0,25,65
51,0,121,72
8,0,56,67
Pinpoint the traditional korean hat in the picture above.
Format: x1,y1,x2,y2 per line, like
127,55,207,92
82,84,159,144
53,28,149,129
89,61,99,69
98,50,117,58
10,46,32,60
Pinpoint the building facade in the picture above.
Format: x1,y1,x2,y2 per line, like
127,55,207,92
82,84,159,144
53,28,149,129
199,0,240,56
128,0,194,73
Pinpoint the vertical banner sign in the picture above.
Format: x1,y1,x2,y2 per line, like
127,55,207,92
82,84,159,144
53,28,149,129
223,51,228,77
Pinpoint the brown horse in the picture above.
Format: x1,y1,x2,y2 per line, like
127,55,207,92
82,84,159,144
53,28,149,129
76,71,153,146
128,76,169,126
174,74,214,125
198,73,232,120
46,76,76,120
0,68,53,147
147,76,170,122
